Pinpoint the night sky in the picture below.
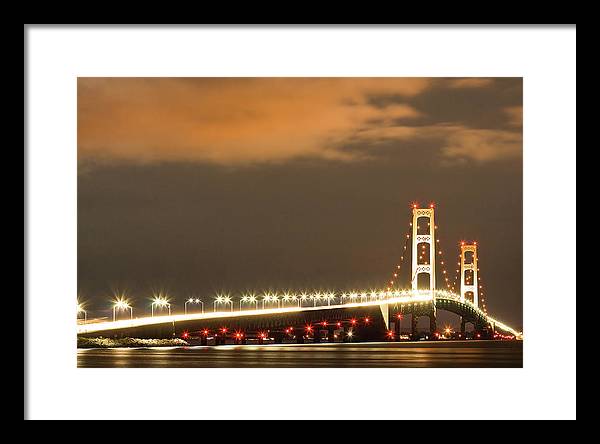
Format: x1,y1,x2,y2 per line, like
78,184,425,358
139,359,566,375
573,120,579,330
77,78,522,329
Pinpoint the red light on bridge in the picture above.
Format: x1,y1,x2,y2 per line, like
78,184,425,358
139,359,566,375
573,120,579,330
202,329,209,336
305,325,313,332
182,331,189,339
397,313,403,320
387,330,394,337
364,317,370,324
322,321,327,327
336,322,341,327
221,327,228,334
429,202,435,208
350,318,357,325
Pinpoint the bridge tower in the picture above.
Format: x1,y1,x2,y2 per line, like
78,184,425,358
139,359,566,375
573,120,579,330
410,205,437,336
460,242,479,307
411,205,436,295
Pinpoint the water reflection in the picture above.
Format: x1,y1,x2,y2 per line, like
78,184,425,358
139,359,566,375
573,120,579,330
78,341,522,368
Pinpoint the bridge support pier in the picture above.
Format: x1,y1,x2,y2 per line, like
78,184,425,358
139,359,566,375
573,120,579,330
411,314,417,339
394,319,401,341
429,313,437,337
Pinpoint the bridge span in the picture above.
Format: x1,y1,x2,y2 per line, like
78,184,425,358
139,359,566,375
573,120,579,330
77,290,521,341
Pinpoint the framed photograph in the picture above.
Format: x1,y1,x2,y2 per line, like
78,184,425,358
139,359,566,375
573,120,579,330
25,25,576,420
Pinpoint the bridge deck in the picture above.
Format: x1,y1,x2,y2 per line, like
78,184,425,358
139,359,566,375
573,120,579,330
77,292,521,338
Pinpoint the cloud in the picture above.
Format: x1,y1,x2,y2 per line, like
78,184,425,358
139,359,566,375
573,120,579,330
78,78,429,166
78,78,521,167
504,106,523,127
439,126,522,163
447,78,494,89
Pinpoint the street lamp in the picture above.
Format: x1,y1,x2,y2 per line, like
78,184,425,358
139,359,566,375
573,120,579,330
112,297,132,321
325,292,336,306
240,294,258,310
262,294,280,309
151,295,171,317
214,295,233,312
185,297,204,315
77,302,87,323
300,292,309,307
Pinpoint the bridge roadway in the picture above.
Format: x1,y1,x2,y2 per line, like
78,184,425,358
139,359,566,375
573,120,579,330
77,291,522,340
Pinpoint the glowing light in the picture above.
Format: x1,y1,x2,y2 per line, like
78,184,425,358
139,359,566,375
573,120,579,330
113,298,131,310
77,287,521,340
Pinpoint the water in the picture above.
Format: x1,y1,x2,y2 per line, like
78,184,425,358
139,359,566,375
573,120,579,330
77,340,522,368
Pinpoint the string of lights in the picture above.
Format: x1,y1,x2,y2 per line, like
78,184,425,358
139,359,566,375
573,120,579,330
477,253,488,314
433,221,454,292
451,247,462,294
385,216,413,291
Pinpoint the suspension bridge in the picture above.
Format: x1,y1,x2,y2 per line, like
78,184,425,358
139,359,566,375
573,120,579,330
77,204,522,343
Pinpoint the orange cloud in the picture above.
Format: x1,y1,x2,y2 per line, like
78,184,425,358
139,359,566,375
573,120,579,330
448,78,494,88
78,78,429,165
439,126,522,162
504,106,523,127
78,78,521,167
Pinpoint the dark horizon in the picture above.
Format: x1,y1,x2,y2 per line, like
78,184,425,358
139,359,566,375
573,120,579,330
77,77,523,329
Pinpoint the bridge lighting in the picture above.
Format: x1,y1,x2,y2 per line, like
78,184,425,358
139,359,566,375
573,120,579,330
364,317,370,324
240,294,259,310
350,318,357,325
325,292,336,305
112,297,133,321
182,331,189,339
336,322,341,327
262,294,280,309
77,301,87,323
347,330,353,337
282,293,292,305
214,294,233,312
299,292,309,306
152,295,171,317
